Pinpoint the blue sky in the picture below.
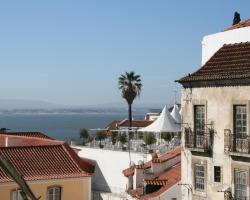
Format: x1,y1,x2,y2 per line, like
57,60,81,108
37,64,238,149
0,1,249,107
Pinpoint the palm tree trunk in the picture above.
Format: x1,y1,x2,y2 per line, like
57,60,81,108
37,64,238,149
128,104,132,164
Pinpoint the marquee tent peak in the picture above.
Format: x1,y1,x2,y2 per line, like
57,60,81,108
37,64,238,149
138,105,181,133
171,104,181,123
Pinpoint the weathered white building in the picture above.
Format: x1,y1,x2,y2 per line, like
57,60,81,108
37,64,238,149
177,18,250,199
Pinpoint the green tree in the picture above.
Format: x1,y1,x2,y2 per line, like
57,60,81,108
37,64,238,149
111,131,118,145
161,132,172,142
118,133,128,150
143,132,156,150
79,128,89,145
96,130,107,147
118,71,142,162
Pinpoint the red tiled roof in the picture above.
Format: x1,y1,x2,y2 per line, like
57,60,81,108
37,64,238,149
119,120,153,128
128,163,181,200
123,167,135,177
145,179,168,186
0,132,53,139
123,146,181,177
224,18,250,31
152,146,181,163
141,163,181,200
105,120,122,130
0,133,95,183
0,134,62,147
135,161,151,170
177,42,250,83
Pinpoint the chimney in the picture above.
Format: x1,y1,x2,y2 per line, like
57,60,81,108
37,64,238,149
5,136,8,147
233,12,241,25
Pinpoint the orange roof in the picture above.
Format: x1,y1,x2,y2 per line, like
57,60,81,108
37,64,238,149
128,163,181,200
152,146,181,163
0,132,95,183
105,120,122,130
0,131,53,139
141,163,181,200
177,42,250,86
123,146,181,177
119,120,153,128
224,18,250,31
122,167,134,177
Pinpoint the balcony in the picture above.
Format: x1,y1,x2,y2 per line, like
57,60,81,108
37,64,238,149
224,133,250,157
185,128,213,154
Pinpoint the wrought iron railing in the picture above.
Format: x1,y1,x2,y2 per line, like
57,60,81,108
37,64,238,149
185,128,213,152
224,133,250,154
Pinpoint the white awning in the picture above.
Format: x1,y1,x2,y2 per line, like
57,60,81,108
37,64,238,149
171,104,181,123
138,105,181,132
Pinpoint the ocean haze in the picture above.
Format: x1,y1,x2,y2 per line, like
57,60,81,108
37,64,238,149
0,99,165,111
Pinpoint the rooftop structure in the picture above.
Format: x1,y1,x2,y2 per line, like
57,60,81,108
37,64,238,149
0,131,95,200
178,15,250,200
123,147,181,200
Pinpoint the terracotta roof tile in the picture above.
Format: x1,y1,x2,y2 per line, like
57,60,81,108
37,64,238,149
105,120,122,130
0,133,95,183
128,163,181,200
152,147,181,163
122,167,134,177
224,18,250,31
0,131,53,139
177,42,250,83
118,120,153,128
141,163,181,200
123,146,181,177
0,135,62,147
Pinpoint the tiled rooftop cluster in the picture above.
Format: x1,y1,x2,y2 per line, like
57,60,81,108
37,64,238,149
123,147,181,199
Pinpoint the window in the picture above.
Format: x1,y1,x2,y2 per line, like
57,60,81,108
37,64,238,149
195,164,205,191
194,105,205,135
11,189,23,200
194,106,205,148
235,169,247,200
47,186,61,200
234,105,247,138
214,166,221,182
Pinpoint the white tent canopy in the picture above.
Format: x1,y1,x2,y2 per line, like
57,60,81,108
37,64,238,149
138,105,181,132
171,104,181,123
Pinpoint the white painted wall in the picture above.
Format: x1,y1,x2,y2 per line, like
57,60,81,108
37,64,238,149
73,146,150,193
202,27,250,65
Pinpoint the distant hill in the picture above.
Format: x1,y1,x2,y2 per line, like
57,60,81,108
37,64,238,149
0,99,63,110
0,99,168,115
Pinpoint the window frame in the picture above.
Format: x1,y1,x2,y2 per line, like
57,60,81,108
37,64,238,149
234,105,247,139
194,105,206,135
47,186,62,200
214,166,222,183
234,169,248,200
11,188,23,200
194,164,205,192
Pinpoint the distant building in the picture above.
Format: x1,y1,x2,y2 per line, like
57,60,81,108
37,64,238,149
0,132,95,200
104,119,154,139
123,147,181,200
177,16,250,199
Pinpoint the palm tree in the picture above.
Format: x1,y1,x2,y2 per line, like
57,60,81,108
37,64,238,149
118,71,142,163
